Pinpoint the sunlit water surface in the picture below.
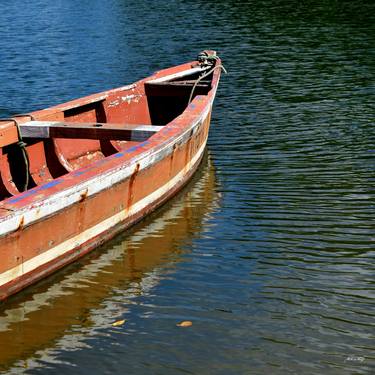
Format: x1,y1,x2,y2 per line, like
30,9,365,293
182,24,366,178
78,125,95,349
0,1,374,374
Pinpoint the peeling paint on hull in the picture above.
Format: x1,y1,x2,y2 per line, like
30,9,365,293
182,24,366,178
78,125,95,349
0,51,221,300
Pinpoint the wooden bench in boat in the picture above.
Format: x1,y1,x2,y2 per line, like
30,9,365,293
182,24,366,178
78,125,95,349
144,79,212,97
19,121,164,142
0,121,165,197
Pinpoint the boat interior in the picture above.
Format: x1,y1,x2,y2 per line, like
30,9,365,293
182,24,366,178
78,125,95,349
0,65,215,201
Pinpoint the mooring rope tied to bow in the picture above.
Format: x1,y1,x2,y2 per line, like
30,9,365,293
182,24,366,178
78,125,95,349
188,54,227,104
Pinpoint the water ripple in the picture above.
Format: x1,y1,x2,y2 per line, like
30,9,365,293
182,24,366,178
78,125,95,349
0,0,374,374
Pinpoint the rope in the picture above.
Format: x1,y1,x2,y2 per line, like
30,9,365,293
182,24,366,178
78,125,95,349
188,63,227,104
1,117,30,191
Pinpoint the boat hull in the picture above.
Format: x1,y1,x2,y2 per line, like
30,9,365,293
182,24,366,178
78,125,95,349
0,51,222,300
0,105,213,301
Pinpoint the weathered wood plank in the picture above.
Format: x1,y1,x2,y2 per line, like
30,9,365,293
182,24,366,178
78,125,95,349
145,81,210,97
19,121,164,141
0,122,18,147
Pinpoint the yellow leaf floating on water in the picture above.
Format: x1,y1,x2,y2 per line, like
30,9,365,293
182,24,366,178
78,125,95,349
112,319,126,327
176,321,192,327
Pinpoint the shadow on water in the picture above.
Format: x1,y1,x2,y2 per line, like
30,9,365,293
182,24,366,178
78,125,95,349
0,154,220,373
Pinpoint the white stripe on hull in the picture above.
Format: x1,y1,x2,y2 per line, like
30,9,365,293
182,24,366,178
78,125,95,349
0,138,207,288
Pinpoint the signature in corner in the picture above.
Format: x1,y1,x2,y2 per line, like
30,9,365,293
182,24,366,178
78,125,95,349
345,355,365,363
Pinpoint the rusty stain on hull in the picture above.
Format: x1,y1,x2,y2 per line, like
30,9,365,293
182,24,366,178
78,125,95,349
0,50,222,300
127,163,140,211
16,216,25,231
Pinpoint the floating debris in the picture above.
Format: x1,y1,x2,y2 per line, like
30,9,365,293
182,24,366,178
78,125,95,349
112,319,126,327
176,321,193,327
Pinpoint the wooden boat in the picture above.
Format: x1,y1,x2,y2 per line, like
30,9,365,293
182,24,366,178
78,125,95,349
0,51,222,301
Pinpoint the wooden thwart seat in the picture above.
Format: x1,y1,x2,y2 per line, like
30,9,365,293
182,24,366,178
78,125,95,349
19,121,164,142
145,79,211,97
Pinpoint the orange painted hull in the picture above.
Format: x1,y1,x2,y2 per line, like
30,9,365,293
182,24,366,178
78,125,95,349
0,51,222,300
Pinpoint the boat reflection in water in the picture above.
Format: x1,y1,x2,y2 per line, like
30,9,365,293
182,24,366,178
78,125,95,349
0,153,219,372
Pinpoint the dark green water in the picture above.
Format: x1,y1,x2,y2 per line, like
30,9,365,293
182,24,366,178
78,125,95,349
0,1,374,374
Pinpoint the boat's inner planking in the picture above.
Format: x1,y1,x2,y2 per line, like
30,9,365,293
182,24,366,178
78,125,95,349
0,67,214,201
